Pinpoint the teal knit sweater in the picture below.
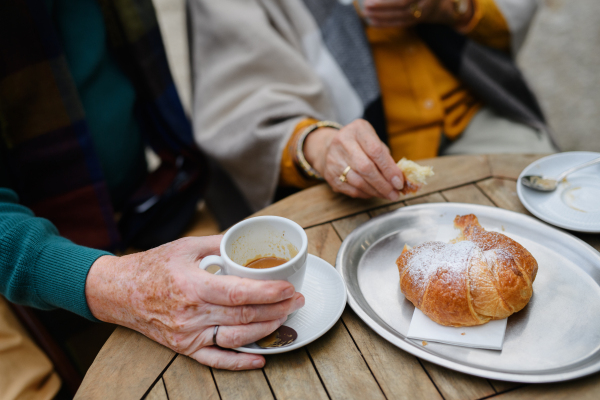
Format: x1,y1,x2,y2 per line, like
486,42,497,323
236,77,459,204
0,0,146,320
0,189,109,320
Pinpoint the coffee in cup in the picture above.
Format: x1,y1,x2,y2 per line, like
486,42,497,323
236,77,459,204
244,256,289,269
198,216,308,292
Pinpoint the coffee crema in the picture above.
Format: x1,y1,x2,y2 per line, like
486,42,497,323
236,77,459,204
244,256,288,269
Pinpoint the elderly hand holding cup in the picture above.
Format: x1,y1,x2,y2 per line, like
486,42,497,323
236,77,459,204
85,217,307,370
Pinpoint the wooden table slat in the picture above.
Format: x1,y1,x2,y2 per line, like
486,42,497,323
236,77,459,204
263,350,329,400
405,192,446,206
477,178,530,215
331,213,371,242
368,201,406,218
493,371,600,399
420,360,496,400
441,184,496,207
75,327,176,400
488,379,525,394
414,155,492,194
145,379,168,400
211,369,273,400
488,154,548,180
162,355,220,400
343,309,442,400
306,223,346,266
307,319,387,400
305,221,386,400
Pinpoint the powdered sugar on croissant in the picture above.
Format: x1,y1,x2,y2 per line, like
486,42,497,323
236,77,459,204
396,214,538,327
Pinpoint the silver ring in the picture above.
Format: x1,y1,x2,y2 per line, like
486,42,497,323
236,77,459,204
213,325,219,346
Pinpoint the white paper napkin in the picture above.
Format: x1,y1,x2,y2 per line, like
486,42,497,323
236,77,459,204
406,308,507,350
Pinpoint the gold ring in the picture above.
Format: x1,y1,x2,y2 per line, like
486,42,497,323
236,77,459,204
410,2,422,19
339,166,352,183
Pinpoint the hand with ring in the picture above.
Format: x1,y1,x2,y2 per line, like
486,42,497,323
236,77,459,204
361,0,474,28
85,235,305,370
303,119,405,201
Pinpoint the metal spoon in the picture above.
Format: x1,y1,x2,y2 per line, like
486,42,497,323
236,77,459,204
521,157,600,192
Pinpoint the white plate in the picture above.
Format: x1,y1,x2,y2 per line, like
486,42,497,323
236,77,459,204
235,254,347,354
517,152,600,233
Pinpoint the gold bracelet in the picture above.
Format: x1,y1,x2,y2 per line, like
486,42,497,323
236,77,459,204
296,120,343,181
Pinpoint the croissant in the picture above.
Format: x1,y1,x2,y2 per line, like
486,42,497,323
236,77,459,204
396,214,538,327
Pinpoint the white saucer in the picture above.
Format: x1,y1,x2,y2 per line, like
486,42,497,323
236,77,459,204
235,254,347,354
517,152,600,232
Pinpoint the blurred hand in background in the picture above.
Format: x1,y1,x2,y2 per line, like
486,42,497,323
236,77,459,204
361,0,474,28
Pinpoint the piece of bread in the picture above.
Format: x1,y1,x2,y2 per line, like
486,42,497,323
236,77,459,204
396,214,538,327
396,158,434,194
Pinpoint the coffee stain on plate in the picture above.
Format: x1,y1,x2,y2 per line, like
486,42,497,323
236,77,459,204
563,186,586,212
256,326,298,348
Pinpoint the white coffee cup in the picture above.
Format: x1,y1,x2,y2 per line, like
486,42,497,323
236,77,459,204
199,216,308,292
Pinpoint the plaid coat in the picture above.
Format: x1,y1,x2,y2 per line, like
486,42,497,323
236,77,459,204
0,0,207,251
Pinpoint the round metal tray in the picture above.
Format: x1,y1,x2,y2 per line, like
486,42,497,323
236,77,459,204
336,203,600,383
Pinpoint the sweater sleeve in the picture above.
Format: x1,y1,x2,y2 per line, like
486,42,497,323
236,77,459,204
0,188,111,320
458,0,538,54
279,118,322,189
457,0,511,52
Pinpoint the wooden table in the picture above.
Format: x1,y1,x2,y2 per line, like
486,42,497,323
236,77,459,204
76,154,600,400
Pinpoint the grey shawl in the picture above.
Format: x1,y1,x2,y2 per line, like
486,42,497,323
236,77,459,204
188,0,545,212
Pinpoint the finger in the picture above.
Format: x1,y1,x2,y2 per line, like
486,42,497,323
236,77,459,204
196,273,296,306
364,0,413,11
333,181,372,199
324,164,372,199
342,139,399,201
322,138,372,199
217,317,287,348
192,346,266,370
327,123,396,200
368,19,418,28
354,127,404,192
364,8,413,19
206,293,305,325
344,169,380,198
177,235,223,262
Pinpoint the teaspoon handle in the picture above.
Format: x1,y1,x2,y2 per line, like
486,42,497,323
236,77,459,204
556,157,600,182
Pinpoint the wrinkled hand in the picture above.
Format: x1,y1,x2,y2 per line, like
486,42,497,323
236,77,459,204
85,235,304,370
304,119,404,200
362,0,473,28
